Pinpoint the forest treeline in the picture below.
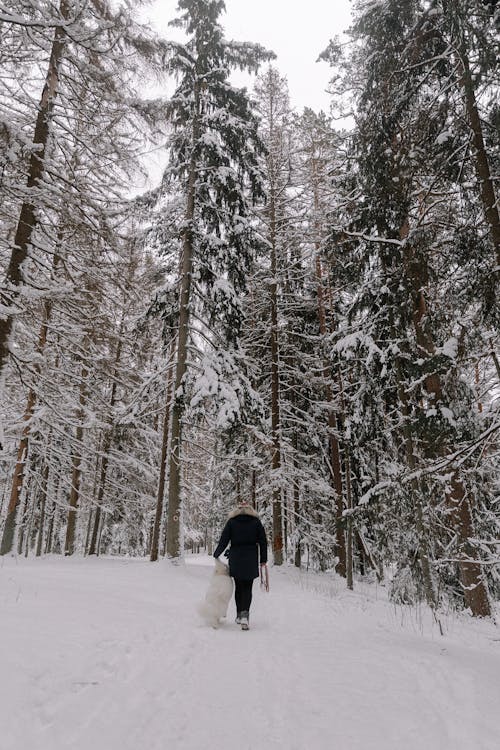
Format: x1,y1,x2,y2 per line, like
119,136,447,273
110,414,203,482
0,0,498,618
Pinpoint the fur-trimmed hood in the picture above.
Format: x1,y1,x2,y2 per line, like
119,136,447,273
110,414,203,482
227,503,260,519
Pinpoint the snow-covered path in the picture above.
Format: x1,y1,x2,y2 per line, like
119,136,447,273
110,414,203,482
1,555,499,750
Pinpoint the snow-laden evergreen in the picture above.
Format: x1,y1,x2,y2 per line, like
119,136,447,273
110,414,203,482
0,0,498,622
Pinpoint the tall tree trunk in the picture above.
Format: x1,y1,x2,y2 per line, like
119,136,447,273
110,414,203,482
16,487,30,556
314,252,346,576
45,503,56,554
0,298,53,555
269,187,283,565
0,1,69,378
151,349,175,562
292,428,301,568
84,509,94,555
345,448,354,590
456,42,500,266
0,388,37,555
404,233,491,617
251,468,257,509
35,443,51,557
166,89,199,560
64,362,88,556
87,454,105,556
309,145,346,575
88,324,125,556
395,359,438,609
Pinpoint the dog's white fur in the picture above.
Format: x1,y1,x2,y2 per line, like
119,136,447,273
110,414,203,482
198,558,233,628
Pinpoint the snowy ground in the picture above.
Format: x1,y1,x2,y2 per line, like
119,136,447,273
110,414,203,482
1,555,499,750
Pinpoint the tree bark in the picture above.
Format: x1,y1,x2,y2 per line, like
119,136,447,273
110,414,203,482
0,388,37,555
35,446,51,557
88,327,125,556
151,349,175,562
456,43,500,266
314,252,346,577
394,358,438,609
64,362,88,556
0,1,69,378
166,86,199,560
269,186,284,565
0,297,53,555
345,447,354,590
405,236,491,617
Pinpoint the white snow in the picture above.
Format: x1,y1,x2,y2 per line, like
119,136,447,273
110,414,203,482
435,131,452,145
1,555,499,750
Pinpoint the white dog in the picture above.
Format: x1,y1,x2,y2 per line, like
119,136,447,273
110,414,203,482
198,558,233,628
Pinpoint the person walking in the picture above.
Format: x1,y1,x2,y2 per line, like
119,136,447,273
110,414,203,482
213,503,268,630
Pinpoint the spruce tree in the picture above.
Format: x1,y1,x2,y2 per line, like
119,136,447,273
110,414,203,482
159,0,273,559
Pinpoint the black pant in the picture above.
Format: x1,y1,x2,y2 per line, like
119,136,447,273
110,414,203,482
234,579,253,613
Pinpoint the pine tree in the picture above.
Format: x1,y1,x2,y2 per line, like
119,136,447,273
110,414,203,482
158,0,273,559
320,0,496,615
0,0,168,555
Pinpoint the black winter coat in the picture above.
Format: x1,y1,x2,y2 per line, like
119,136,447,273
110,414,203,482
213,507,268,581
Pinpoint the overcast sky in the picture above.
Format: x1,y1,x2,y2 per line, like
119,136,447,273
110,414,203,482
142,0,353,113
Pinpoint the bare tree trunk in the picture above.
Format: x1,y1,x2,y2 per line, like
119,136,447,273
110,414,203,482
456,44,500,265
314,252,346,576
293,432,301,568
45,503,56,554
0,388,37,555
24,487,37,557
86,446,102,555
166,84,199,561
35,452,51,557
0,1,69,377
84,509,94,555
96,510,105,556
166,257,191,559
88,326,125,556
16,489,29,556
87,466,104,556
395,359,438,609
405,235,491,617
270,188,283,565
345,448,354,590
151,349,175,562
0,297,53,555
64,363,88,556
45,467,62,554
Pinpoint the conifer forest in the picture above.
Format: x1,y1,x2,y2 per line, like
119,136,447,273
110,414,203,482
1,0,499,623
